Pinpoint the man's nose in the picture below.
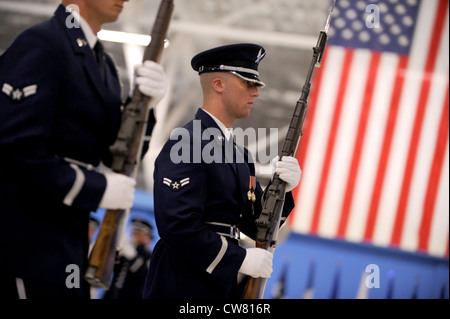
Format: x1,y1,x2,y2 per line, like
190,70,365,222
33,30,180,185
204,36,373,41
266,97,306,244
252,87,260,97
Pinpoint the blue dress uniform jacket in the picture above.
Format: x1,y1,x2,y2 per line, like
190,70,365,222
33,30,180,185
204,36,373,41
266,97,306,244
143,109,295,299
0,5,125,295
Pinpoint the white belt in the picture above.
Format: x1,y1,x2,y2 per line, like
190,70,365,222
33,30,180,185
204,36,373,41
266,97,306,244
205,222,240,241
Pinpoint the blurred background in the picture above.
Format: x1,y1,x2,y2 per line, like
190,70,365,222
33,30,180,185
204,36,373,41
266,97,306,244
0,0,448,299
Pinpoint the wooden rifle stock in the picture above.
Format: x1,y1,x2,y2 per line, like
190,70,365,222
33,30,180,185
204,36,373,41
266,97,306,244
242,1,335,299
85,0,174,289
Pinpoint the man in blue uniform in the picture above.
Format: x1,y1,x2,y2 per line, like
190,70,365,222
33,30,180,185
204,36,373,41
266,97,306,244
103,218,153,299
143,43,302,299
0,0,167,299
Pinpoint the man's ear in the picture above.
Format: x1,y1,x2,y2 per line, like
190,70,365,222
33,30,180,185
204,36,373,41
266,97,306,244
212,77,225,93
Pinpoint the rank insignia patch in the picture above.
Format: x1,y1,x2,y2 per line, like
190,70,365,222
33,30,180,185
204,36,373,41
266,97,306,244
163,177,190,192
2,83,37,102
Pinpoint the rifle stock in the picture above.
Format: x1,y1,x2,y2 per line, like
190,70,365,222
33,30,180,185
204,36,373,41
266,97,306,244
85,0,174,289
85,209,126,288
242,1,335,299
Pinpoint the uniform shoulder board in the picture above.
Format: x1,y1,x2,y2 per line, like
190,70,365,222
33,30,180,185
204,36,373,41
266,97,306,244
163,177,190,192
2,83,38,102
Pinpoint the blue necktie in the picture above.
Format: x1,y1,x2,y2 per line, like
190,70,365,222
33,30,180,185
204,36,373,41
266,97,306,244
94,40,106,83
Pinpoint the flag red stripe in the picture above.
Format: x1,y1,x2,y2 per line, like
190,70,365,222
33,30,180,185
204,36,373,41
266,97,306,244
446,234,449,256
390,0,448,246
337,52,382,237
418,83,449,251
363,56,409,241
290,49,329,226
310,49,354,233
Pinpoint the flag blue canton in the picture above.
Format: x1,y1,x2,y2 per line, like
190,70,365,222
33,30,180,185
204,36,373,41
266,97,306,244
327,0,421,55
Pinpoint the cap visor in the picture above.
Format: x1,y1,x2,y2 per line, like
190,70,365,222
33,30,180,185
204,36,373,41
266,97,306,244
230,71,265,88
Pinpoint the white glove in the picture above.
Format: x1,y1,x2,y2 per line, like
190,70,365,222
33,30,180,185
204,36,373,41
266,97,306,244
271,156,302,192
99,171,136,210
135,60,168,106
97,162,113,174
239,248,273,278
119,235,137,260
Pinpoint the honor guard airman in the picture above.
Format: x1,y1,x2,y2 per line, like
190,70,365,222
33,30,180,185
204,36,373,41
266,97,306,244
143,43,302,299
103,218,153,299
0,0,167,299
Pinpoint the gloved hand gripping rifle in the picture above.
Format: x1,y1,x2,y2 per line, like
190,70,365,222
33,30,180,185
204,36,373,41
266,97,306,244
243,0,336,299
85,0,174,289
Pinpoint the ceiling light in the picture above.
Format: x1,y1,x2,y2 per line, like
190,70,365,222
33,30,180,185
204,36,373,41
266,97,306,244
98,30,169,47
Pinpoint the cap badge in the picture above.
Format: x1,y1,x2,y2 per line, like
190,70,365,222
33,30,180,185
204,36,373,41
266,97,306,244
255,49,266,64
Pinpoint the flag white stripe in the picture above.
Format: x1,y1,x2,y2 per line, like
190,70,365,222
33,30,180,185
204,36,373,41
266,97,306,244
319,49,372,238
346,52,400,243
429,144,449,256
293,47,346,234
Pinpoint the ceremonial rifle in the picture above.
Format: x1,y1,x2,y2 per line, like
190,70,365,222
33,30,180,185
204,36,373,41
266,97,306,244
85,0,174,289
243,0,336,299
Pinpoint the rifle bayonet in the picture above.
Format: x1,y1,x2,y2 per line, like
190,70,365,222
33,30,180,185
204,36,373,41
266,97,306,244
315,0,336,67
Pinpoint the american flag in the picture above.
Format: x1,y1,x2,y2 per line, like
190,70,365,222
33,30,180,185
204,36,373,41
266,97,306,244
291,0,449,258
